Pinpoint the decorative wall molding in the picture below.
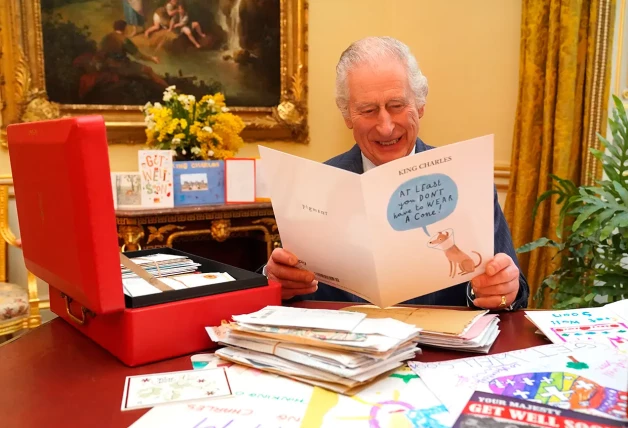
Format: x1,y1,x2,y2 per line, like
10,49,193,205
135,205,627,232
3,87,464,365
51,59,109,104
494,164,511,192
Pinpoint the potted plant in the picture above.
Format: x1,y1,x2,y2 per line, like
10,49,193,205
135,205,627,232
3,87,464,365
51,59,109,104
517,95,628,309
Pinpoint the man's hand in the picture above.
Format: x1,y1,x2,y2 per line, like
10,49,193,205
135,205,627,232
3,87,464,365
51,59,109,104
265,248,318,300
471,253,520,310
151,56,160,64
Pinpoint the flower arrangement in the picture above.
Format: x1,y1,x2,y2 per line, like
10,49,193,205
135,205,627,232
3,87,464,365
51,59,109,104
142,86,245,160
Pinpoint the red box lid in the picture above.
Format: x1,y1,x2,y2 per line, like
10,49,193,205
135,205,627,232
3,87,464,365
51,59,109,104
7,115,125,314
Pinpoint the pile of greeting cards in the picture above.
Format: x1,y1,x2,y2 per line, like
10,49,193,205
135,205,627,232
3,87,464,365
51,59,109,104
206,305,422,394
343,305,500,353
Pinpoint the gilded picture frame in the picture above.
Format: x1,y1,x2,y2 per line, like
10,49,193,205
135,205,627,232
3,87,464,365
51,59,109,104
0,0,309,146
615,0,628,104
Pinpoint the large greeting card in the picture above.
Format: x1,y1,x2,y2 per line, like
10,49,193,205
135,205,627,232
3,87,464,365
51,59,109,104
138,150,174,208
259,135,494,308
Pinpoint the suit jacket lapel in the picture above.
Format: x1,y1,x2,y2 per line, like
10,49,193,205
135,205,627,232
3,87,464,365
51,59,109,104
415,137,428,153
342,145,365,174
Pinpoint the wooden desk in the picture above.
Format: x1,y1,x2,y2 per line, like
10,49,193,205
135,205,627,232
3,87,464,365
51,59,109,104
0,302,546,427
116,202,280,272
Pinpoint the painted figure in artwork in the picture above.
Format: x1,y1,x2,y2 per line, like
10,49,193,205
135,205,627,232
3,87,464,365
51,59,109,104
122,0,145,37
98,20,167,89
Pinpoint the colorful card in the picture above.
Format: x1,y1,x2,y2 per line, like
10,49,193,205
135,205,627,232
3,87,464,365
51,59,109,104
526,304,628,353
453,390,625,428
410,342,628,425
259,135,494,308
138,150,174,208
173,160,225,206
120,367,232,411
111,172,142,209
130,356,313,427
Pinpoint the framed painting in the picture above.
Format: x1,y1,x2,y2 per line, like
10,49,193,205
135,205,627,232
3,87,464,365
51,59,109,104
0,0,308,146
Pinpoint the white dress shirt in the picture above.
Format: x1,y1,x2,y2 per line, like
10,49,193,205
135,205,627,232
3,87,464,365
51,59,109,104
361,145,416,172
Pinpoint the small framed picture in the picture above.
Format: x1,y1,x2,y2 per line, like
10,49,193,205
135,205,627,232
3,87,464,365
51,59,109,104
225,158,256,203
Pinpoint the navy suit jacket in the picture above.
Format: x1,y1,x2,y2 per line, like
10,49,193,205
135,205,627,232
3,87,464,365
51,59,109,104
286,138,530,309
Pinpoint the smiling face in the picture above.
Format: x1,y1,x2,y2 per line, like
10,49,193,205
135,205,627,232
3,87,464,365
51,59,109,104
344,59,424,166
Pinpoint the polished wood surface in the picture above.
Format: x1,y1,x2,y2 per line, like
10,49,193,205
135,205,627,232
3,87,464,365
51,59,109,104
0,301,547,427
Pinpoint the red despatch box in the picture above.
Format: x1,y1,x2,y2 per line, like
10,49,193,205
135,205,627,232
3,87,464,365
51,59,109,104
7,115,281,366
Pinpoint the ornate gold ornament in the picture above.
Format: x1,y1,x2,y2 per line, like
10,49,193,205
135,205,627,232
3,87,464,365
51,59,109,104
118,225,145,251
0,0,309,146
250,65,307,140
146,224,185,245
210,219,231,242
0,44,62,147
252,217,278,232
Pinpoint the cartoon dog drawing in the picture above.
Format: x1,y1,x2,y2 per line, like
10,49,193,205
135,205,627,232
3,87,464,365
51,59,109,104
428,230,482,277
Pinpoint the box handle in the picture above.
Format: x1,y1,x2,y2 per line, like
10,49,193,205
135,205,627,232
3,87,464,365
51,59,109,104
60,293,94,326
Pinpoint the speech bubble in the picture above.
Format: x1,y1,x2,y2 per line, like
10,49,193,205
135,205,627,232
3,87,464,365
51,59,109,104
387,173,458,235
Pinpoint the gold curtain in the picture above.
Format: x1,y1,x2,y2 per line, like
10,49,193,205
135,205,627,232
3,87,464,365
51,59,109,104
504,0,615,307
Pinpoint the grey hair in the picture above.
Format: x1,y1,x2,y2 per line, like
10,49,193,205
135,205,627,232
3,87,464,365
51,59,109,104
335,36,429,119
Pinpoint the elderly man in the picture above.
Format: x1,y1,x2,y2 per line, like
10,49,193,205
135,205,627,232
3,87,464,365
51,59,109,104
264,36,529,311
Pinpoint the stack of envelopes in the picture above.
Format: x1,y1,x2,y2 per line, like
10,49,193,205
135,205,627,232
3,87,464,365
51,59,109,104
121,254,201,279
343,305,500,354
205,306,422,394
120,253,237,298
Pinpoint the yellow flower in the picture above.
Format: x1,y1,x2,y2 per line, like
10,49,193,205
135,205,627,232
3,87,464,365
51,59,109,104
190,121,202,135
212,93,226,107
143,87,244,160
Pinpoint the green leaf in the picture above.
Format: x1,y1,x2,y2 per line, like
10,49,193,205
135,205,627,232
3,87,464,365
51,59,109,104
613,181,628,206
613,95,628,129
600,211,628,240
602,163,623,183
572,204,604,231
551,174,578,196
554,297,585,309
532,190,562,219
581,217,601,237
517,238,563,253
598,138,622,163
596,207,619,227
584,293,596,302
